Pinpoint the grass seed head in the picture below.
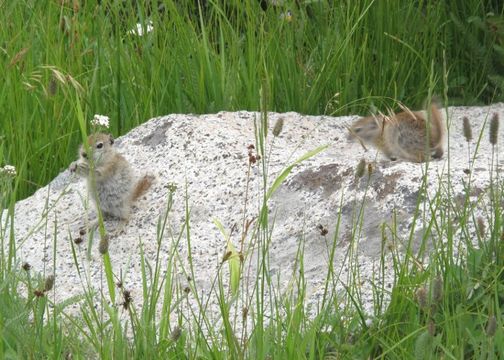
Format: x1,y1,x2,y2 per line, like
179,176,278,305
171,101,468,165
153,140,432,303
48,76,58,96
432,276,443,304
44,275,55,292
273,117,284,137
98,235,109,255
415,286,428,309
486,315,497,337
489,113,499,145
170,326,182,342
22,262,32,271
222,250,232,262
317,224,328,236
355,159,366,178
248,144,260,165
122,289,132,309
427,320,436,337
477,217,486,238
463,116,472,142
242,306,249,322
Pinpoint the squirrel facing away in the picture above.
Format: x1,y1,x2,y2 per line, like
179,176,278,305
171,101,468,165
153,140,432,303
69,133,154,224
347,102,445,163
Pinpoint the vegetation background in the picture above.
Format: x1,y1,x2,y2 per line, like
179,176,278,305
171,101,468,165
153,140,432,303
0,1,503,358
1,0,503,199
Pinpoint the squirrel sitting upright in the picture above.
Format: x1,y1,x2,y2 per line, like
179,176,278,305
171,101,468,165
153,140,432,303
69,133,154,223
347,102,445,163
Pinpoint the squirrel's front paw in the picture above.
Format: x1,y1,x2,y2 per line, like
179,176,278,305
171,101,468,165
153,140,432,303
69,161,88,176
69,161,78,173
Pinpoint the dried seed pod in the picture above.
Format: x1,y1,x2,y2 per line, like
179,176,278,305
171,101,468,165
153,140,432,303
367,163,373,176
317,225,328,236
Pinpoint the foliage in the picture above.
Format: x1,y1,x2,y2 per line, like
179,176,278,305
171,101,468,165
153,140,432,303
0,1,503,358
0,0,502,199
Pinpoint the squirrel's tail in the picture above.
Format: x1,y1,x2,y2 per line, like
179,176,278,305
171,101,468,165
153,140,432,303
132,174,155,201
427,98,445,159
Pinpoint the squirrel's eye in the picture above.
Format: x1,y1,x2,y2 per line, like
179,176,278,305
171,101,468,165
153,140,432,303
96,142,103,149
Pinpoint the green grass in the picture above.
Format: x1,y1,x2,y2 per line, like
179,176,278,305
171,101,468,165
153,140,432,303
0,0,503,199
1,1,504,358
1,93,504,358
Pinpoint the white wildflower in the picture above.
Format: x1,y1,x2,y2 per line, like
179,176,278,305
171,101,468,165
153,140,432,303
128,21,154,36
91,114,110,128
1,165,16,177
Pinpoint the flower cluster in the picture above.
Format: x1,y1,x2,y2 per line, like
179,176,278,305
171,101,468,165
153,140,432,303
0,165,16,177
91,114,110,129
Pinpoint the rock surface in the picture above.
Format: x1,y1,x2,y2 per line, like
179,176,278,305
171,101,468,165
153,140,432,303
4,104,504,322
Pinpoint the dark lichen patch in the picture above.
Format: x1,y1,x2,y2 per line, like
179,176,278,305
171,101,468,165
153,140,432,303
287,164,343,196
138,119,173,148
341,167,354,177
340,228,354,246
402,189,420,209
373,172,404,200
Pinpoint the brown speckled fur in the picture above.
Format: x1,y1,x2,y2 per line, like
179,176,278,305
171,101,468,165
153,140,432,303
70,133,153,220
348,103,444,163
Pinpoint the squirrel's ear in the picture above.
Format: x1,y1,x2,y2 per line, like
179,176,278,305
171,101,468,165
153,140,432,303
108,134,114,145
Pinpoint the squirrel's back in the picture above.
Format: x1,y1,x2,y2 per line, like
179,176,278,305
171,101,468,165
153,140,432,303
348,101,445,162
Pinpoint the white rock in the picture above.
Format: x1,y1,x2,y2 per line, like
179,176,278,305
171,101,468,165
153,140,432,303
4,104,504,325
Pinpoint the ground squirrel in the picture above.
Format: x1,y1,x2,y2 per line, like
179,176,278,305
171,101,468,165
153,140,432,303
347,102,445,162
69,133,154,223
